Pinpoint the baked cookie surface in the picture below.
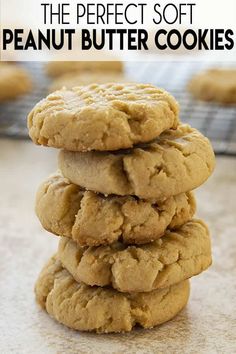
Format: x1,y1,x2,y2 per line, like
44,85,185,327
35,255,190,333
49,72,127,92
46,60,123,77
59,124,215,200
188,68,236,104
0,63,32,101
27,83,179,151
35,173,196,246
58,219,211,293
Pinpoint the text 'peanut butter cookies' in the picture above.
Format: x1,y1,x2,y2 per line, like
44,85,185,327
27,83,179,152
59,124,215,201
58,219,211,293
35,173,196,246
35,255,190,333
0,63,32,102
188,68,236,104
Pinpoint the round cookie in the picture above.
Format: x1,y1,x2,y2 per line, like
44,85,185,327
59,124,215,201
49,72,128,92
35,255,190,333
35,172,196,246
46,60,123,78
0,63,32,102
27,83,179,152
188,68,236,104
58,219,211,293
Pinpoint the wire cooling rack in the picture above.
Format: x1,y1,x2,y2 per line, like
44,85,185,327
0,61,235,155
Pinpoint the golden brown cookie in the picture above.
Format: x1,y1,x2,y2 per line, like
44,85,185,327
35,255,190,333
35,172,196,246
58,219,211,293
0,63,32,101
46,60,123,77
49,72,128,92
188,68,236,104
28,83,179,152
59,124,215,200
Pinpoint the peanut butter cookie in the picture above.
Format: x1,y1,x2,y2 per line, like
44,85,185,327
35,255,190,333
35,172,196,246
0,63,32,102
188,68,236,104
59,124,215,200
58,219,211,293
28,83,179,151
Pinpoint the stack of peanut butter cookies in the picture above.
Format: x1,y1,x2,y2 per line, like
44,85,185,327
28,82,215,333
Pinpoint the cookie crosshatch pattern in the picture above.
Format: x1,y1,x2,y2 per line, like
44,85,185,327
0,61,235,155
28,83,179,151
58,124,215,200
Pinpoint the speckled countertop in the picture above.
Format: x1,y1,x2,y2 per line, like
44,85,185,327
0,139,236,354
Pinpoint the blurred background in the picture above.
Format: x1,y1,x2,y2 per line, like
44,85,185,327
0,60,236,154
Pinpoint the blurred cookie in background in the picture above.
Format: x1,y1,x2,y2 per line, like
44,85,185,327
46,57,123,78
0,63,32,102
188,68,236,104
49,72,128,92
